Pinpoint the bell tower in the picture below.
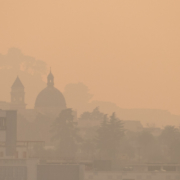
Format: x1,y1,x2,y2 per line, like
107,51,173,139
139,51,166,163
10,76,26,111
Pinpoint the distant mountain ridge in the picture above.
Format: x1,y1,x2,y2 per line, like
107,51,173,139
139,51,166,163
87,101,180,127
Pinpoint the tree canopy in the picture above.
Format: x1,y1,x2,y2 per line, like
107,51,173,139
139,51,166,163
96,112,124,160
51,108,81,160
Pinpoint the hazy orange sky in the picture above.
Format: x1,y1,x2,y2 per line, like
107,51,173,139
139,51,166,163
1,0,180,115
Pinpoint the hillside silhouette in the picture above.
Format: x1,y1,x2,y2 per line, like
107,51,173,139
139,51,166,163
64,83,180,127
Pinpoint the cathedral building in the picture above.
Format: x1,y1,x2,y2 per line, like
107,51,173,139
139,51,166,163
0,70,67,143
0,70,66,117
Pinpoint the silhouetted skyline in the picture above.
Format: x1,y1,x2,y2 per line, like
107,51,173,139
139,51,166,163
1,1,180,116
1,1,180,180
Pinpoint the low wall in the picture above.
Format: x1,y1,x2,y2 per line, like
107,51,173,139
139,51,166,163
85,171,180,180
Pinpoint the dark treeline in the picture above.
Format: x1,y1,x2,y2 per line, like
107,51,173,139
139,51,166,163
34,108,180,164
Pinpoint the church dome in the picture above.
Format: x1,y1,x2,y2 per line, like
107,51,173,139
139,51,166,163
34,70,66,109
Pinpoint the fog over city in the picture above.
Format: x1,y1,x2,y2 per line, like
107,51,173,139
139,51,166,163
1,1,180,180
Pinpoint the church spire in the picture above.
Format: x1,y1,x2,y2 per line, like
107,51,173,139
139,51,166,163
11,76,24,89
11,76,26,110
47,68,54,87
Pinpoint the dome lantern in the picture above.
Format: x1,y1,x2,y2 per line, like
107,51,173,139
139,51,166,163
47,68,54,87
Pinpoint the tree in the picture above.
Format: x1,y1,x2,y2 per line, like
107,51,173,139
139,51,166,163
160,126,179,147
137,130,154,149
80,139,96,160
0,48,47,76
51,108,81,160
78,107,105,160
136,130,161,162
96,113,124,160
159,126,180,162
79,107,104,121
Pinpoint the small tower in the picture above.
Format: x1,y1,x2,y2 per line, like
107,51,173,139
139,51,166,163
47,68,54,87
10,76,26,111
